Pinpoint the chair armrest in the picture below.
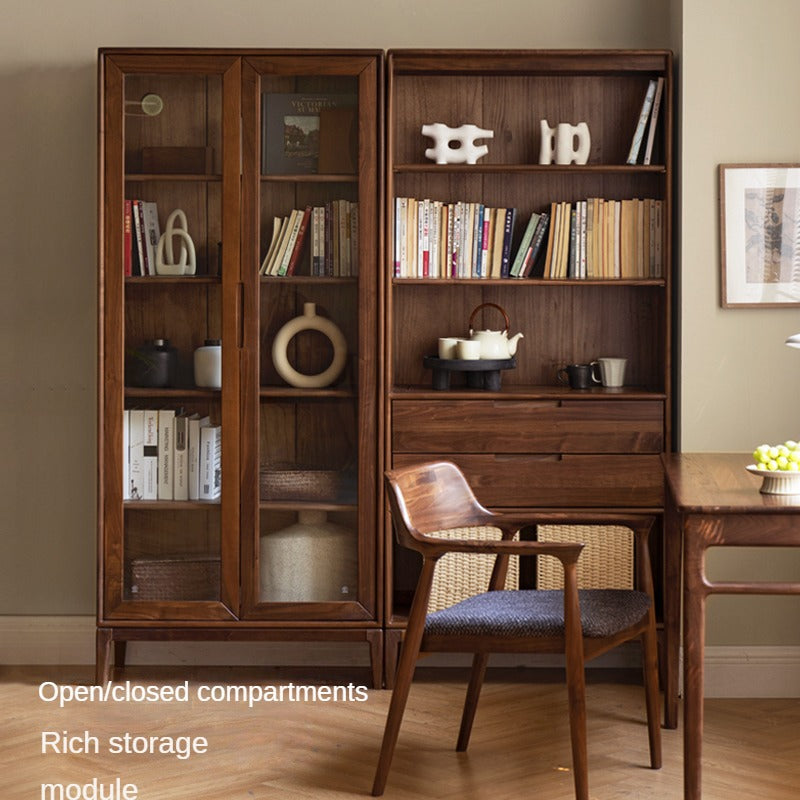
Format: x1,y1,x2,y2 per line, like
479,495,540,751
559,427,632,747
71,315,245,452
412,536,584,565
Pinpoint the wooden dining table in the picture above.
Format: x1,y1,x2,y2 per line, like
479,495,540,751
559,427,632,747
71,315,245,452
661,452,800,799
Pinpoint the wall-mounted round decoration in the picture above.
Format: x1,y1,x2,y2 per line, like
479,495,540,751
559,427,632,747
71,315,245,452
271,302,347,388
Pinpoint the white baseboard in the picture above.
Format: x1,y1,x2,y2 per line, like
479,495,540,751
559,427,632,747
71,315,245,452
703,646,800,698
2,617,799,697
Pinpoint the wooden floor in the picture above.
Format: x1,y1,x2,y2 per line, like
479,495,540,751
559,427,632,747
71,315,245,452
2,665,798,800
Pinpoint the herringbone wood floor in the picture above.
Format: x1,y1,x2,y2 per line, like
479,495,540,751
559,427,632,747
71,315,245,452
1,666,798,799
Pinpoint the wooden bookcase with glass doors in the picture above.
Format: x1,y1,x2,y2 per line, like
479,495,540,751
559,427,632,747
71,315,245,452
97,49,383,685
383,50,673,682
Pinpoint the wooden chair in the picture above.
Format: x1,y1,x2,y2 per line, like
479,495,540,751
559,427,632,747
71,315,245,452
372,461,661,800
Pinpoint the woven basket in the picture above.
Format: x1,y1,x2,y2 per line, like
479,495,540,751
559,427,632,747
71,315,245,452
426,526,519,613
536,525,633,590
260,468,343,502
129,555,220,601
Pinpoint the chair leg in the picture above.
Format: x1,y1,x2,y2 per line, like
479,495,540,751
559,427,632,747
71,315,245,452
641,616,663,769
565,661,589,800
372,558,437,796
456,652,489,751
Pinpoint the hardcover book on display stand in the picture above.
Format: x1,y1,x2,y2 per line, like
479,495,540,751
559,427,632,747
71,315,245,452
261,93,357,175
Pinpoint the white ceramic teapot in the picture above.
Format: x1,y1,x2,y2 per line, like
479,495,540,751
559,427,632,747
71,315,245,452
468,302,523,360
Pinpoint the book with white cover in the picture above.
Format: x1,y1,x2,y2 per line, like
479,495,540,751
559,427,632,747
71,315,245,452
188,414,210,500
128,409,145,501
142,409,158,500
626,79,657,165
173,413,189,501
642,77,665,166
157,408,175,500
200,424,222,501
141,202,161,274
122,409,130,500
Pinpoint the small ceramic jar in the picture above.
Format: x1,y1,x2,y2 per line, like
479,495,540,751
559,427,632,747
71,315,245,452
194,339,222,388
126,338,177,388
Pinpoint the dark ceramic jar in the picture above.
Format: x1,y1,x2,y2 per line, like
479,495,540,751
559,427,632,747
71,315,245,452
126,338,177,388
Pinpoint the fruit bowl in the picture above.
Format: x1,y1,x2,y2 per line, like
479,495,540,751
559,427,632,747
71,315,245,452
746,464,800,495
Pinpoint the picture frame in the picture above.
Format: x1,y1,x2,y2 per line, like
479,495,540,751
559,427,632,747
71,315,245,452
720,163,800,307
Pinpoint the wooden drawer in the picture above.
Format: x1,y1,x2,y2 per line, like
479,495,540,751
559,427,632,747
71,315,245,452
392,399,664,454
392,452,664,508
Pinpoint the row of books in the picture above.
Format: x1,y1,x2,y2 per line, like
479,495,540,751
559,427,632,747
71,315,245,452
260,199,359,277
393,195,663,280
124,199,161,276
538,197,664,280
393,198,519,279
123,409,221,502
626,77,665,166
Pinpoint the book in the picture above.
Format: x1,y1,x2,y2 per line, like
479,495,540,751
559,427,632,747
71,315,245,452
510,212,540,277
123,200,133,276
500,208,516,277
157,408,175,500
642,77,665,166
142,409,158,500
187,414,210,501
259,216,283,275
128,409,145,501
199,424,222,501
269,209,299,276
173,412,189,502
626,80,658,165
141,202,161,275
132,200,147,276
283,205,313,276
261,92,357,175
523,211,551,278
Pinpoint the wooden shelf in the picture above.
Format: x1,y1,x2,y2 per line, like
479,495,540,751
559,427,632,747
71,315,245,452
125,173,221,182
392,277,665,287
125,387,220,399
124,500,220,510
260,174,359,183
393,163,666,175
125,276,220,284
390,385,667,400
259,386,356,399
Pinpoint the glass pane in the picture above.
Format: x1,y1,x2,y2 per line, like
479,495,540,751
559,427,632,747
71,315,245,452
259,509,358,603
121,71,224,604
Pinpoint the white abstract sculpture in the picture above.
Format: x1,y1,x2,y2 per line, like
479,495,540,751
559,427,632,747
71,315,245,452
538,120,591,165
156,209,196,275
421,123,494,165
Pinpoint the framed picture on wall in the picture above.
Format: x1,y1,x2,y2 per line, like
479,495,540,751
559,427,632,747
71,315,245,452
720,164,800,307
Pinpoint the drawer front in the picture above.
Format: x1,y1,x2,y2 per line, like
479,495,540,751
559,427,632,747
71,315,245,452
392,453,664,508
392,399,664,454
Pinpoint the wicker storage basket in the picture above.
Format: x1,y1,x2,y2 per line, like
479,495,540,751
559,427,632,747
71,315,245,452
427,526,519,613
536,525,633,590
129,555,220,601
259,467,346,502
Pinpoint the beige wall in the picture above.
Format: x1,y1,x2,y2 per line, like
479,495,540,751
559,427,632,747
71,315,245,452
679,0,800,645
2,1,797,648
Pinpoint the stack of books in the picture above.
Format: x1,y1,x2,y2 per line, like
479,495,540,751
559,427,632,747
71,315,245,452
124,199,161,276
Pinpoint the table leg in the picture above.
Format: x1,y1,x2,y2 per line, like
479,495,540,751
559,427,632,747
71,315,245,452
663,489,682,729
683,516,707,800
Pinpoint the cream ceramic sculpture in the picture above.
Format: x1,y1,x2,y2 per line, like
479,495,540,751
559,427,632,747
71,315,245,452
538,120,591,165
155,209,196,275
271,302,347,388
421,122,494,165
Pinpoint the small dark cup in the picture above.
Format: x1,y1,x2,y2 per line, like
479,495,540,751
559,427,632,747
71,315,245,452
557,363,597,390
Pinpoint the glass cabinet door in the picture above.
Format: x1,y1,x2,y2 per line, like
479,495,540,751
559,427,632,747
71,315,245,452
239,55,379,620
100,54,241,619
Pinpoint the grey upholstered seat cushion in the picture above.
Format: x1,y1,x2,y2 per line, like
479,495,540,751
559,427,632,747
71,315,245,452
424,589,651,638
